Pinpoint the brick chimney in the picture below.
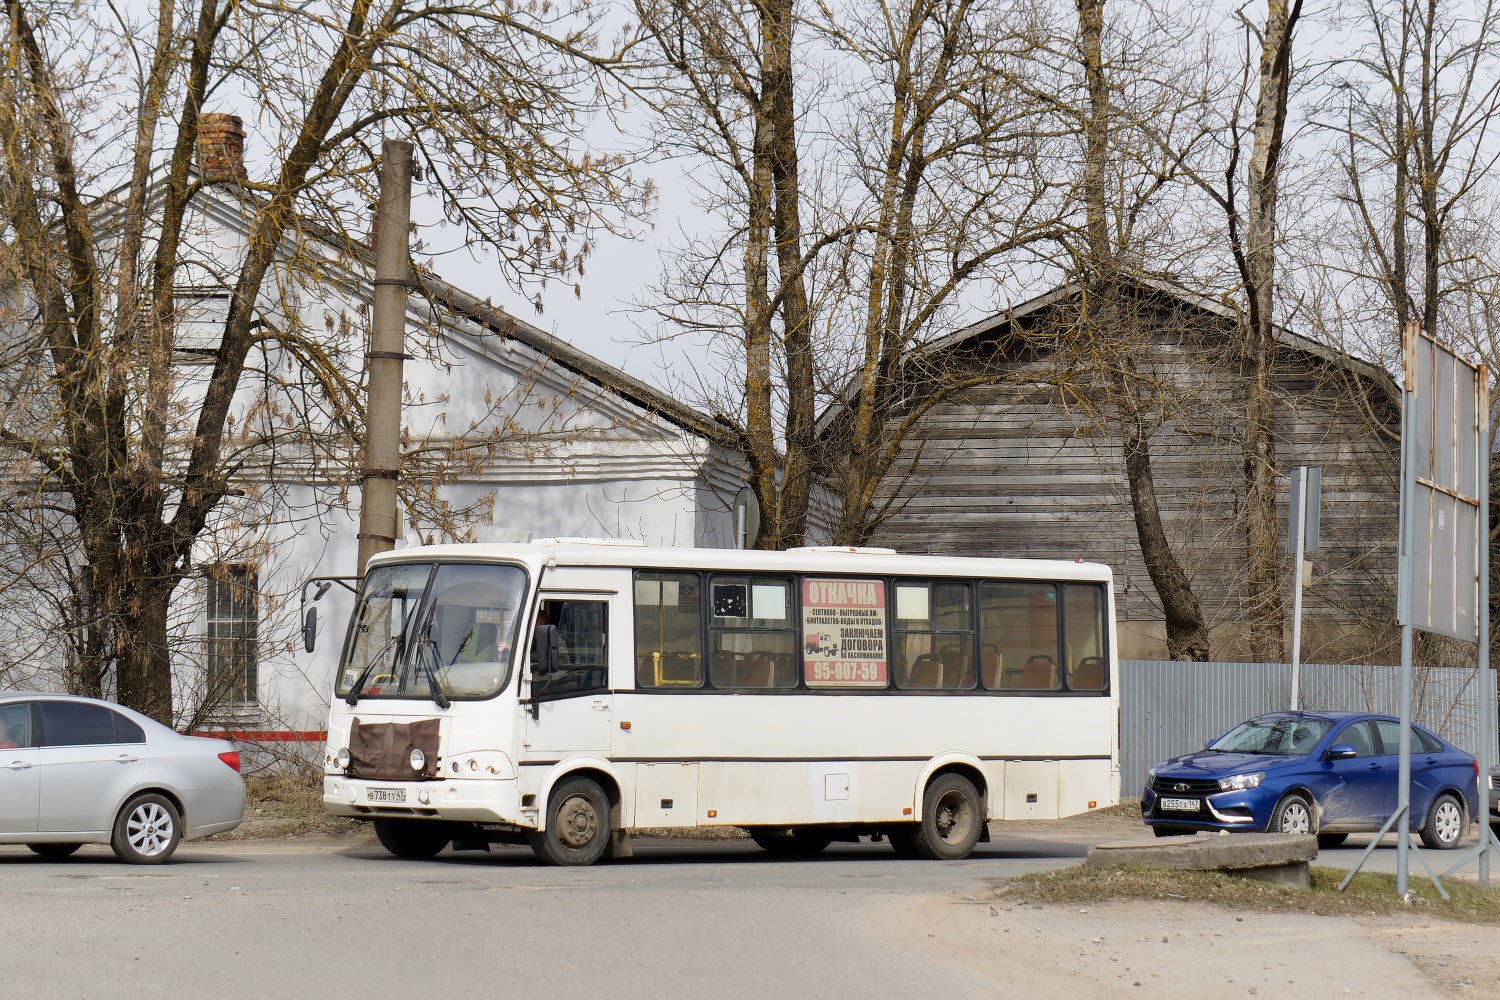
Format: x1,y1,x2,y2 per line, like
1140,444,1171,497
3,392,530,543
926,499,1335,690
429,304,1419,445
195,113,248,183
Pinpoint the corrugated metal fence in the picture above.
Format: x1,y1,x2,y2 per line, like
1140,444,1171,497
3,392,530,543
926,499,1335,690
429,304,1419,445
1118,660,1490,796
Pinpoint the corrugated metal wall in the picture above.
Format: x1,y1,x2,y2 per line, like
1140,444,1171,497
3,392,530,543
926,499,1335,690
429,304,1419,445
1118,660,1488,797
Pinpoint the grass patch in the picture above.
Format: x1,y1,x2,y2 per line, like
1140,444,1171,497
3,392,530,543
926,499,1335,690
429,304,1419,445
214,767,365,841
998,863,1500,924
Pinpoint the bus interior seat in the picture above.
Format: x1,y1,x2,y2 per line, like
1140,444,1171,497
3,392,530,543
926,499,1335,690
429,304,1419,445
711,650,740,686
1071,656,1106,690
980,645,1001,689
741,656,774,688
665,652,701,685
771,652,796,686
908,654,943,688
1021,654,1056,689
939,646,970,687
637,652,659,687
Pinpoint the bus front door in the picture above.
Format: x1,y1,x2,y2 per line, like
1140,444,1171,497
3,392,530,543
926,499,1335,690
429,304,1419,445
521,593,615,760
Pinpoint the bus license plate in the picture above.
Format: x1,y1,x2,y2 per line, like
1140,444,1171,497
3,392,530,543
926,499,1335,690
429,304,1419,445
368,787,406,803
1160,797,1199,812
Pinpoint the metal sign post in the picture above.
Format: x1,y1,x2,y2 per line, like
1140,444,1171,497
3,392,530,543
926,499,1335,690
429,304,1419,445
1287,466,1320,711
1343,322,1492,897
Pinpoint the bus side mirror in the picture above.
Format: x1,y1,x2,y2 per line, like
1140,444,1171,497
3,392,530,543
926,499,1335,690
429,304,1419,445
302,607,318,654
531,624,560,675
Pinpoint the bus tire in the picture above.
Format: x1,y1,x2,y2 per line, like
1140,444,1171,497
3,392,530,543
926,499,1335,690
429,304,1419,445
529,776,611,866
887,826,921,858
911,773,983,860
373,818,451,859
748,828,834,856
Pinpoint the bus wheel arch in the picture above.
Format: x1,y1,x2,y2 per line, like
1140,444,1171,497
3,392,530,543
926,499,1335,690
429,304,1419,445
530,764,624,866
905,758,989,860
915,757,989,823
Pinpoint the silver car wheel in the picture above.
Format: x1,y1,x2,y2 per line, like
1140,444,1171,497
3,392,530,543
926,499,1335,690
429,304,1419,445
1422,794,1465,850
127,801,175,857
111,792,183,864
1274,796,1313,835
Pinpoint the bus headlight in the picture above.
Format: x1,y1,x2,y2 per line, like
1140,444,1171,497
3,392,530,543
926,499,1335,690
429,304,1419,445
334,748,351,771
409,748,426,771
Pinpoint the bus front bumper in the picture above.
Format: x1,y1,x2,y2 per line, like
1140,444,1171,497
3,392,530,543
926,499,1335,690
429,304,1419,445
324,774,524,825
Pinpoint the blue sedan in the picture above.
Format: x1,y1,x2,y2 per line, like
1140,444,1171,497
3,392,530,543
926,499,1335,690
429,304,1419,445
1141,711,1478,849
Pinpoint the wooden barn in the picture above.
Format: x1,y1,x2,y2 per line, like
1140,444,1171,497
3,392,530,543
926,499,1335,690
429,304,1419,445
827,279,1404,664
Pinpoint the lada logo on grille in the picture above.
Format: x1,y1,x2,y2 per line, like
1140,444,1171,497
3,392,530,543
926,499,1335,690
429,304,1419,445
1173,783,1189,792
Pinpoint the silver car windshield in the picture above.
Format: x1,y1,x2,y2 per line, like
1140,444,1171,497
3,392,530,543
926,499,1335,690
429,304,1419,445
1210,717,1333,755
336,562,528,701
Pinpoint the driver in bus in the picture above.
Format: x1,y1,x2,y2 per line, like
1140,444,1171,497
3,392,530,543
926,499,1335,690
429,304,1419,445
452,621,509,664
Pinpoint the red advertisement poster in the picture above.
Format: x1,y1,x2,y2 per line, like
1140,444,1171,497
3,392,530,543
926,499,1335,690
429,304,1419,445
801,578,888,688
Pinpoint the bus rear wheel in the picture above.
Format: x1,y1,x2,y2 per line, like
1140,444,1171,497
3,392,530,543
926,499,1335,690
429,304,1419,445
529,777,612,866
911,773,983,860
373,818,451,859
748,828,834,856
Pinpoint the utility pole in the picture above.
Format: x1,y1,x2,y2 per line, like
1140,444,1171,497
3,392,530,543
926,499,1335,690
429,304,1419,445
356,139,413,576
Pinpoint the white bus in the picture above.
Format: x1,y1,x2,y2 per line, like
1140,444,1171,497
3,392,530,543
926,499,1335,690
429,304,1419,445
321,540,1120,865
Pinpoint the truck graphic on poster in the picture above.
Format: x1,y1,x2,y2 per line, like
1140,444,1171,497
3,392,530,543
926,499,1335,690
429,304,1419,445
804,632,839,656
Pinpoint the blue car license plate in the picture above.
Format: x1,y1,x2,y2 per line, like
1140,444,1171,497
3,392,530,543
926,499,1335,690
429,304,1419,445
1160,797,1199,812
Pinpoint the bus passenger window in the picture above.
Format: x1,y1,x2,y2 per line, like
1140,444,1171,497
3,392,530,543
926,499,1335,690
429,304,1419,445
1063,584,1108,692
979,582,1059,691
634,573,703,688
709,576,795,689
894,582,973,689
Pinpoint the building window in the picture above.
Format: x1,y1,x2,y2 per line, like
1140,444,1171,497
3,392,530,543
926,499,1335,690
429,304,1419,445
208,564,258,707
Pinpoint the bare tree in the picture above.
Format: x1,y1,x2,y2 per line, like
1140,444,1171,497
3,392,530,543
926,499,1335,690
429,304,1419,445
1225,0,1303,661
1063,0,1223,658
1304,0,1500,664
0,0,644,721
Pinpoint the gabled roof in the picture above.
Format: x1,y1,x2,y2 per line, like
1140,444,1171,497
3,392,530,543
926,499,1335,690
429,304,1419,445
817,276,1399,435
924,276,1396,391
137,173,740,451
415,275,740,449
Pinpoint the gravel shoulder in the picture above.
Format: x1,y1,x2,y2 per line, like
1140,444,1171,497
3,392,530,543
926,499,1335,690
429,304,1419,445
959,811,1500,1000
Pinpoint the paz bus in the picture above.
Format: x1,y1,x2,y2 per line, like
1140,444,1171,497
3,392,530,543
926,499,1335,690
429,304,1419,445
320,539,1120,865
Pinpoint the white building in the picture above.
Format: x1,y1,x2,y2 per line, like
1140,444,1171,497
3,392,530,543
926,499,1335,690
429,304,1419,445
0,117,748,737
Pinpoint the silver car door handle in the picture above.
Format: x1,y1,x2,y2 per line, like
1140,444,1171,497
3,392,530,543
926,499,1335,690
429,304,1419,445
6,760,31,770
115,754,140,763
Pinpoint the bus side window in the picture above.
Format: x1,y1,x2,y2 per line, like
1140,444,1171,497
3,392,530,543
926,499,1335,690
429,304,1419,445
1063,584,1108,693
531,600,608,698
634,573,704,688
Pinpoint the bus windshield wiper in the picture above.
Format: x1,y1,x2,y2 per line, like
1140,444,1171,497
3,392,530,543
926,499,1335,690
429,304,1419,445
418,639,452,709
345,633,405,706
343,659,380,707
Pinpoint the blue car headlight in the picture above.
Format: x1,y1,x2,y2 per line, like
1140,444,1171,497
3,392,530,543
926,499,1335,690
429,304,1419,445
1217,771,1265,792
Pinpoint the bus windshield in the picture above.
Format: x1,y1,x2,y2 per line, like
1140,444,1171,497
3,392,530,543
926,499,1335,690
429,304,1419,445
336,562,529,701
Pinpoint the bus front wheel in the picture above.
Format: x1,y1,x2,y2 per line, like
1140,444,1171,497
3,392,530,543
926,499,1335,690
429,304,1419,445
529,777,612,866
911,773,983,860
373,818,451,859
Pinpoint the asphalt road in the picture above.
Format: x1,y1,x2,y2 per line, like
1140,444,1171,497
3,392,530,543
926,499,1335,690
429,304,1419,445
1,824,1492,999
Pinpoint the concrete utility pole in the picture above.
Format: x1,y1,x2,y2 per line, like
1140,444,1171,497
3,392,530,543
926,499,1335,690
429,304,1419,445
356,139,414,576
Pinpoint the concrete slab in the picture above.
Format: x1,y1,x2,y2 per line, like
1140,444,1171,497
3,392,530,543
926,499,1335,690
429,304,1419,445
1086,832,1319,887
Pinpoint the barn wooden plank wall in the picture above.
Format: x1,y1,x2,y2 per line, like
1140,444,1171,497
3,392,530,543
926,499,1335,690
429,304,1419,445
867,286,1403,663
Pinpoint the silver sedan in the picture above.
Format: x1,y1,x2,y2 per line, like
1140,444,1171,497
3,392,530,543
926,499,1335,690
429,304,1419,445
0,693,244,863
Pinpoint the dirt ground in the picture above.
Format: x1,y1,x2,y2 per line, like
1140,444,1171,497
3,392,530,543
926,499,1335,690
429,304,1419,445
951,811,1500,999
